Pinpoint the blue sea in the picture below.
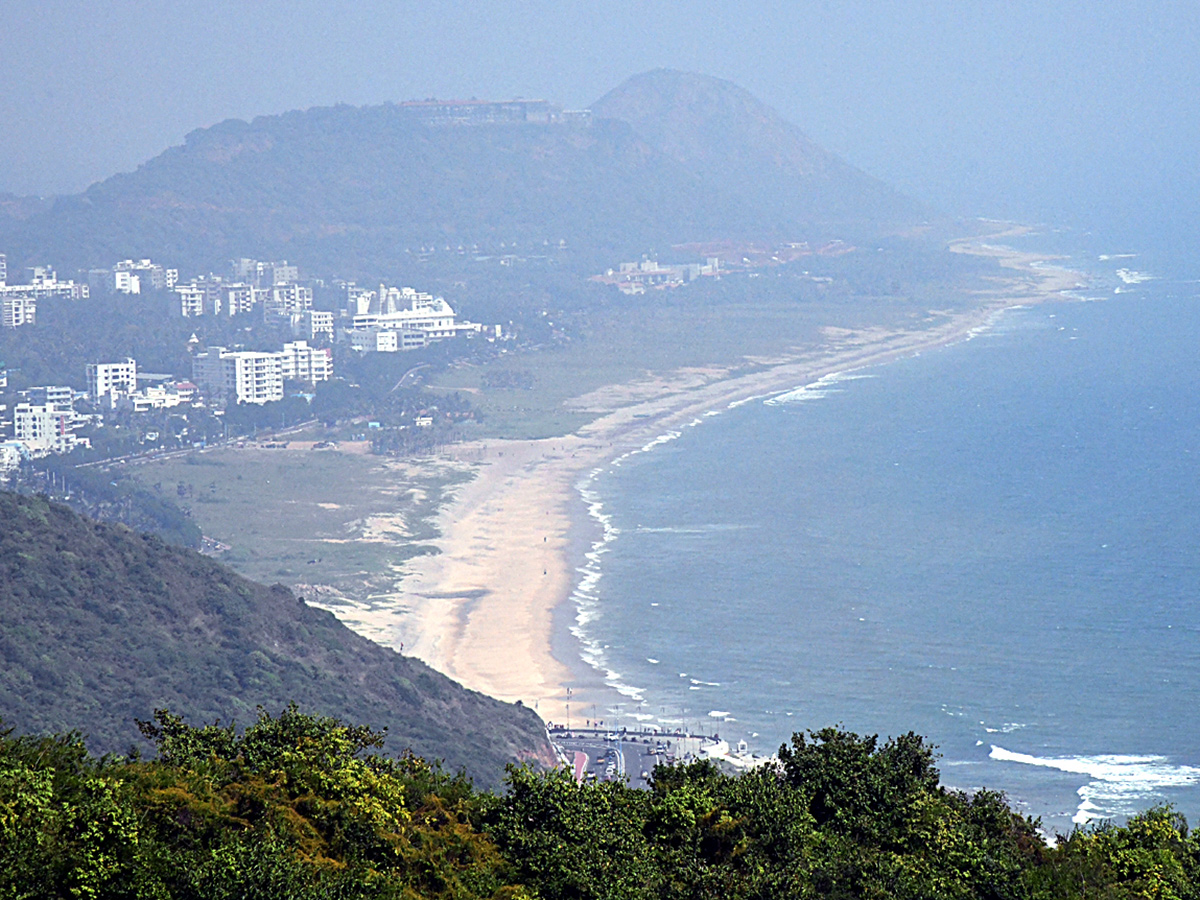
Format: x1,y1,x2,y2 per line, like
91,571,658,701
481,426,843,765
570,227,1200,834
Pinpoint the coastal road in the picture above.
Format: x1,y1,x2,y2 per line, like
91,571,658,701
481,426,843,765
551,732,668,789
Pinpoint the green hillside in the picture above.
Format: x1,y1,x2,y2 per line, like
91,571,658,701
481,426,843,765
0,491,553,785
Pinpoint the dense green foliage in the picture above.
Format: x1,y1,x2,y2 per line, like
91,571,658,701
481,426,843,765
0,492,552,784
15,462,203,548
3,709,1198,900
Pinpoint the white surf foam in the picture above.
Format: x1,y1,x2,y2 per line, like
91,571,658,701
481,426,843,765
990,746,1200,825
764,369,877,407
1116,267,1157,284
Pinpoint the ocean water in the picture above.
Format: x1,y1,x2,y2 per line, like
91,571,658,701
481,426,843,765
571,230,1200,834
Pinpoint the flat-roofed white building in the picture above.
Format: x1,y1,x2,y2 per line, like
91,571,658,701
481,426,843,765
113,270,141,294
176,279,223,316
193,347,284,405
346,327,429,353
221,283,267,317
87,358,138,404
114,382,196,412
293,309,333,339
177,284,205,317
4,266,88,301
1,294,35,328
264,284,312,318
280,341,333,384
13,403,89,456
348,328,398,353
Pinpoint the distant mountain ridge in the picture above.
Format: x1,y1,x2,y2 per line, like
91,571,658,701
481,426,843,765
0,71,920,277
593,69,918,228
0,491,553,785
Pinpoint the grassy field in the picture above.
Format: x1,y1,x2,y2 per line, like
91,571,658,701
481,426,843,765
122,445,471,602
432,272,960,439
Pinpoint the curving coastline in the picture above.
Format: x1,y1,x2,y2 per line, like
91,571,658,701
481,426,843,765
387,231,1087,723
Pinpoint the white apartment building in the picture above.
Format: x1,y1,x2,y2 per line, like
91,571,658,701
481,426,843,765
280,341,333,384
87,358,138,404
264,284,313,318
293,309,333,340
113,258,175,292
114,270,140,294
13,403,89,456
1,294,35,328
176,279,226,317
346,327,428,353
221,283,268,317
177,284,205,317
193,347,284,405
7,266,88,300
29,385,76,413
0,253,7,286
230,259,298,287
348,328,398,353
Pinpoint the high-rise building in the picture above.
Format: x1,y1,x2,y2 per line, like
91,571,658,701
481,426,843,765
87,358,138,404
192,347,284,405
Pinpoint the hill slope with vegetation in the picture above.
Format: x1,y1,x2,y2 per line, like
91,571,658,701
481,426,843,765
0,491,553,785
0,71,920,277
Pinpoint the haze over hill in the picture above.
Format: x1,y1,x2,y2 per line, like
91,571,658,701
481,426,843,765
593,70,918,230
0,71,920,277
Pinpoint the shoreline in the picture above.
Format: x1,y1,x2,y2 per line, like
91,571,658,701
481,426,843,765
382,229,1086,724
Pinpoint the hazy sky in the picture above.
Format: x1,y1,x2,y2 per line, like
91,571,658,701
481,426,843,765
3,0,1197,236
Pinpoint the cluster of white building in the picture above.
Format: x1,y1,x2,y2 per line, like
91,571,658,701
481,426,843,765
86,358,197,413
85,258,180,295
191,341,333,405
2,251,500,354
0,255,90,327
592,257,721,295
6,385,93,461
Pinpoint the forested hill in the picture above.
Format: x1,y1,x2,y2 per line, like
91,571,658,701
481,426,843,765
0,71,920,277
0,491,553,784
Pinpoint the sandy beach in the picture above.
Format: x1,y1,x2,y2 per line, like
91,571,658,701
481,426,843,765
379,230,1086,723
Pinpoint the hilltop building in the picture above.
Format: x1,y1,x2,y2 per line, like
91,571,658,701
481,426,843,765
1,264,88,326
263,283,313,318
292,309,334,340
392,99,588,126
